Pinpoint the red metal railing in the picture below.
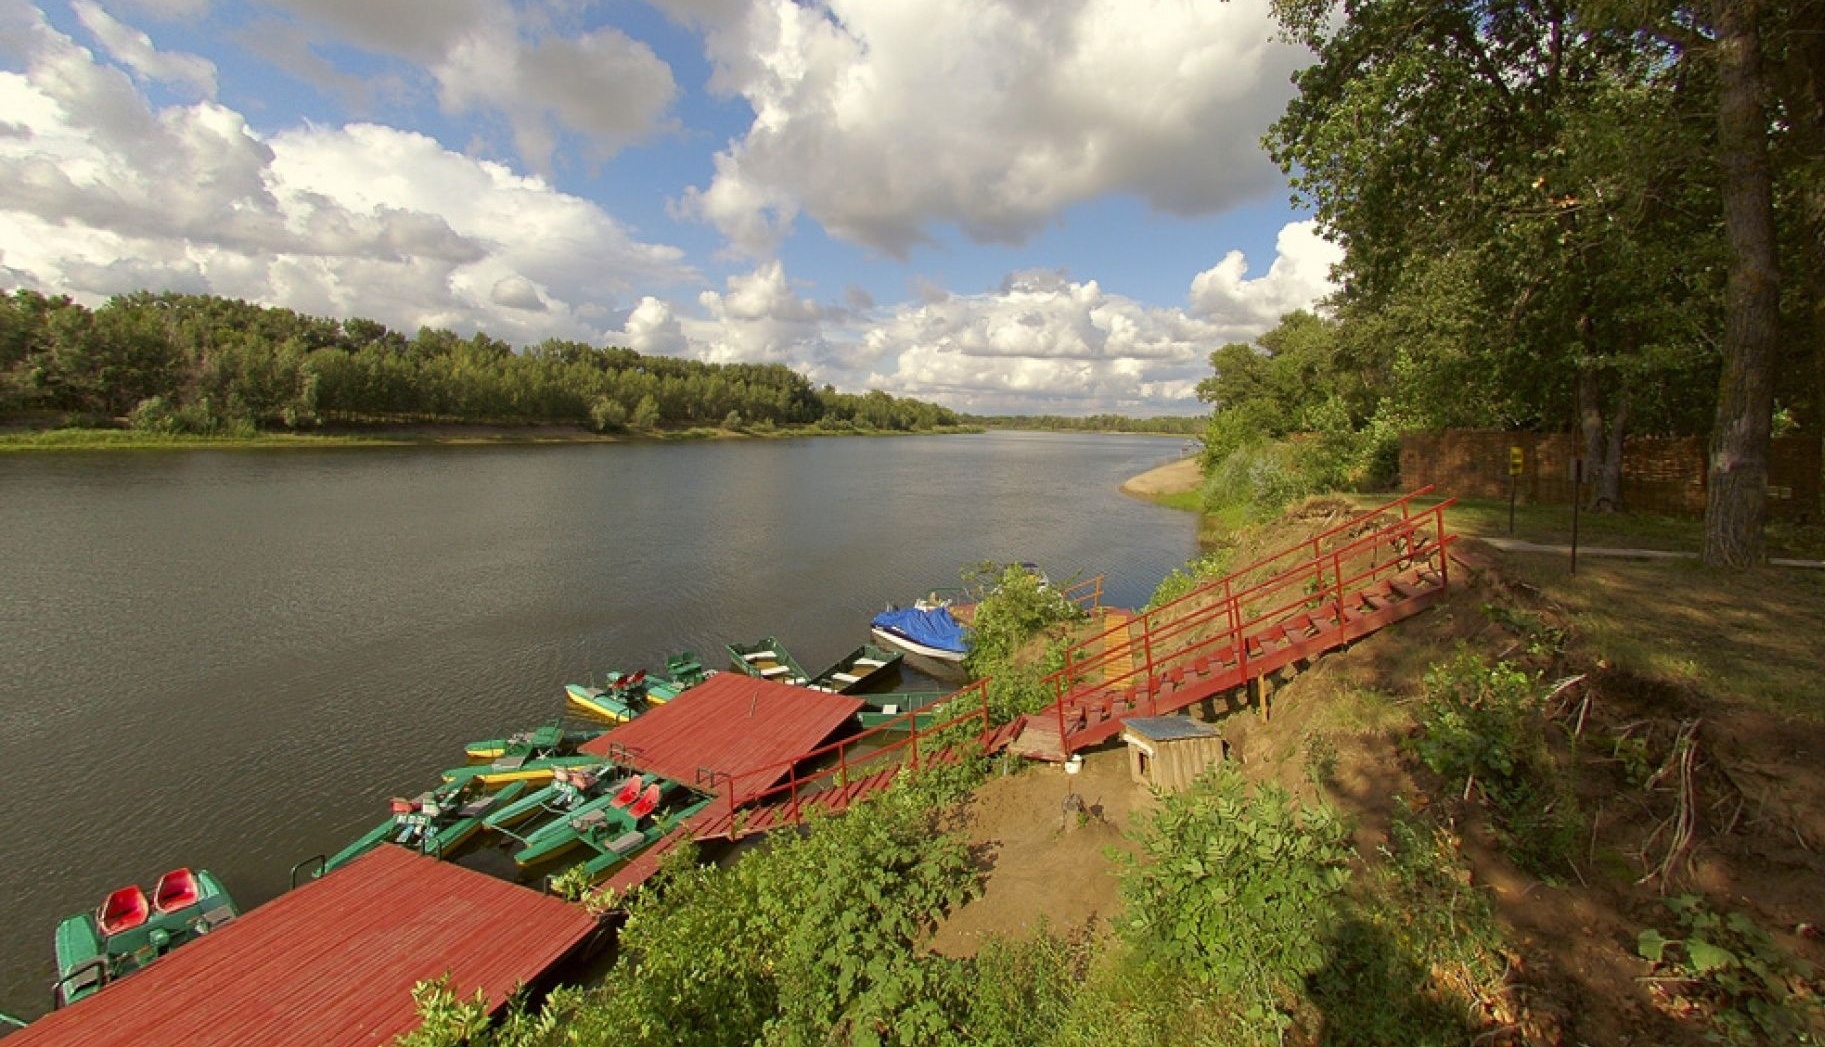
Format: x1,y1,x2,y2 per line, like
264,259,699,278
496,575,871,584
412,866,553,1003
701,491,1452,834
1041,498,1454,752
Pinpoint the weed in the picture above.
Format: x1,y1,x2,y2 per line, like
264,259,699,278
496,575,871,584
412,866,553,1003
1409,650,1582,875
1637,894,1822,1044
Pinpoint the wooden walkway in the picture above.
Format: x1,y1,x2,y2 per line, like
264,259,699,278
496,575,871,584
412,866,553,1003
7,848,597,1047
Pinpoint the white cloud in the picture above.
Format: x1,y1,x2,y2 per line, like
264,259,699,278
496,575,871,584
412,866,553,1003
1188,219,1341,329
607,225,1337,414
70,0,216,97
0,4,693,346
267,0,677,169
687,260,827,364
680,0,1306,255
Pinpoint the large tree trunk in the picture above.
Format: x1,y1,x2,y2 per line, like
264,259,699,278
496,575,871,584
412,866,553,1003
1578,367,1628,511
1704,0,1781,566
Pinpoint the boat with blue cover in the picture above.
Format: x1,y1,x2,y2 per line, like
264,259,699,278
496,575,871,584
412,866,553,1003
869,605,969,667
52,868,238,1008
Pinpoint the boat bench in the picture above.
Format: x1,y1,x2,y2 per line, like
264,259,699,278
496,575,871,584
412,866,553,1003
606,831,646,855
831,672,861,684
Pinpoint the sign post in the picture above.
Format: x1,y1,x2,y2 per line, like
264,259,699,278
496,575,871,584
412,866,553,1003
1570,458,1583,575
1507,445,1523,534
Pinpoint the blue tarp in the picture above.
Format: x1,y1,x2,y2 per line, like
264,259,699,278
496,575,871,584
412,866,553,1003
871,606,969,654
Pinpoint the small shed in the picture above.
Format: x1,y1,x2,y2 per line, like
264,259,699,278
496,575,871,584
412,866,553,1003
1121,716,1226,793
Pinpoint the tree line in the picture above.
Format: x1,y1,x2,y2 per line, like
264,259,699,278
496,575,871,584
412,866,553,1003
1200,0,1822,564
962,414,1205,435
0,290,961,435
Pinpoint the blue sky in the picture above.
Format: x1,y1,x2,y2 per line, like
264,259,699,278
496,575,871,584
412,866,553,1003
0,0,1339,414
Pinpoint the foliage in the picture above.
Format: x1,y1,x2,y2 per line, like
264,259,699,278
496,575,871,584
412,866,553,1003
394,976,490,1047
1145,548,1238,611
491,768,985,1047
951,929,1084,1045
1199,442,1312,524
961,563,1084,678
1637,894,1822,1045
1409,651,1580,874
0,290,959,435
1308,801,1504,1044
962,413,1206,435
1117,766,1353,1041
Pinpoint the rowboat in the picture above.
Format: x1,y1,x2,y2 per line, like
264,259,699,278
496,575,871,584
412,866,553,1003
807,644,903,694
53,868,238,1007
726,637,811,686
855,690,949,730
324,778,529,872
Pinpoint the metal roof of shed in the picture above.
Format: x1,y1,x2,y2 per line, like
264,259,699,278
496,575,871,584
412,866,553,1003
7,847,596,1047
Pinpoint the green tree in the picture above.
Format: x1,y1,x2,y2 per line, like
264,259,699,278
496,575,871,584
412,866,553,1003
631,393,661,430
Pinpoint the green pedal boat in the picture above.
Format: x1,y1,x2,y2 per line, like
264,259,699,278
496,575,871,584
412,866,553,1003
565,652,710,722
464,720,602,761
483,761,619,839
324,778,529,873
53,867,238,1007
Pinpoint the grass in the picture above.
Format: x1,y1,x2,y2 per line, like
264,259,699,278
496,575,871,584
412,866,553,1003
1503,555,1825,720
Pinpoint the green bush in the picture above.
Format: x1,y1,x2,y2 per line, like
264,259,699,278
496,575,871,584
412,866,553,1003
1118,766,1353,1042
962,564,1084,679
1145,548,1237,610
1410,652,1580,874
588,396,627,432
128,394,255,436
1200,442,1312,524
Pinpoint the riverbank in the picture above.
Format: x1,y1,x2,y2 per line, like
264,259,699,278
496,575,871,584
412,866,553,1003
0,422,983,453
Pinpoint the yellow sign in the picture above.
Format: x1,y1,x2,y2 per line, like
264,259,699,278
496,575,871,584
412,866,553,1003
1508,446,1524,476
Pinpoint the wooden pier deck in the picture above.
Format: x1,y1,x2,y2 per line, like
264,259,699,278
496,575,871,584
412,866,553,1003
8,847,597,1047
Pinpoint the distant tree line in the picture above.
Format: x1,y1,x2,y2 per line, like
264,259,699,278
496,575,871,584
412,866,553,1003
0,290,961,435
963,413,1205,436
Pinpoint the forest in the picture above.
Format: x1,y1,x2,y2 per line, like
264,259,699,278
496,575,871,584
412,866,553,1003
1196,0,1822,566
963,414,1205,436
0,291,961,436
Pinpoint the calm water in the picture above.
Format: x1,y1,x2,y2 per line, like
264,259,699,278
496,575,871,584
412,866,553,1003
0,431,1194,1017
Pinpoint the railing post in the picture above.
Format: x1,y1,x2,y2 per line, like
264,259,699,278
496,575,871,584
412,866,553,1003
1332,550,1346,621
1142,626,1156,714
839,742,848,788
1232,594,1247,681
910,713,921,770
1436,505,1450,588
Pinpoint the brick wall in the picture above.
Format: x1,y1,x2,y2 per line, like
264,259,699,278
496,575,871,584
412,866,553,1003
1400,430,1821,521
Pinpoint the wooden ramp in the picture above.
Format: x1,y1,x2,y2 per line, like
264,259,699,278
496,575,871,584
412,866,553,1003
1012,490,1456,761
8,847,597,1047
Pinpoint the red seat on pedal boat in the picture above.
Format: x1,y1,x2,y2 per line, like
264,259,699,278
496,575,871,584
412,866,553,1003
153,868,200,914
97,885,149,936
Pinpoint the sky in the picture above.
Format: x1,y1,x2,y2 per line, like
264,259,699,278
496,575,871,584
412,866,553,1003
0,0,1341,415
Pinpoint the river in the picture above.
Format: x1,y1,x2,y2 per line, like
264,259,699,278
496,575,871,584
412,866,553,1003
0,431,1195,1017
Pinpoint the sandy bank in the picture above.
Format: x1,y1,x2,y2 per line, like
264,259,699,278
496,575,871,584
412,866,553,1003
1120,456,1201,498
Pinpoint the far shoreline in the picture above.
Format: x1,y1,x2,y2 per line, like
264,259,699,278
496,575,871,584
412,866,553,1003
0,422,985,453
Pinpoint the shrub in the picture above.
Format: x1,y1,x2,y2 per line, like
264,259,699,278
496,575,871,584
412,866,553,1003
1200,442,1311,523
1118,766,1353,1042
961,563,1083,678
1410,651,1580,874
588,396,627,432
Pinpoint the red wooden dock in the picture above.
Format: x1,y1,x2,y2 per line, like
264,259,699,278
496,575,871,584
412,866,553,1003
9,847,598,1047
581,672,863,802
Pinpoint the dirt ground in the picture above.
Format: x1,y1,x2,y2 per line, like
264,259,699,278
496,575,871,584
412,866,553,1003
924,534,1825,1043
927,749,1151,957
